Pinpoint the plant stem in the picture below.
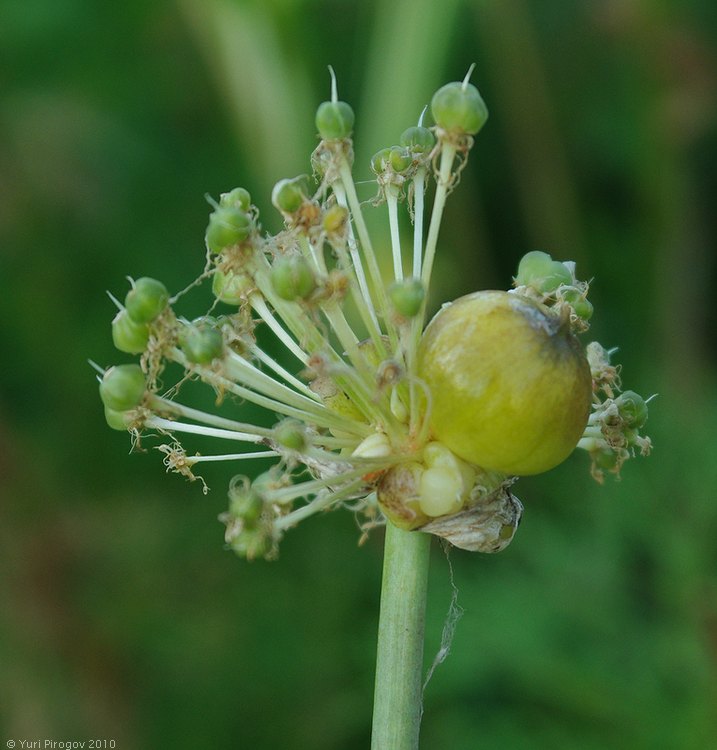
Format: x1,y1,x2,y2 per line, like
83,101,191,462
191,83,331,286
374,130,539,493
371,523,431,750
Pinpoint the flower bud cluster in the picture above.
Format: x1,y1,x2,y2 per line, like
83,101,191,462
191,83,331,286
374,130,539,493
513,250,593,331
370,123,436,202
217,478,267,558
577,343,653,482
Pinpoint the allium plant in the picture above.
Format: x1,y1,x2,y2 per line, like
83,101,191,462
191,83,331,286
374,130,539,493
97,68,652,749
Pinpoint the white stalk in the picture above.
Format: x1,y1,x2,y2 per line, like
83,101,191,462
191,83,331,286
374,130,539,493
250,294,309,365
386,184,403,281
332,239,388,359
332,180,380,331
169,348,372,436
407,143,456,434
273,478,367,530
412,167,426,277
188,451,280,463
250,345,320,400
337,157,401,350
145,416,266,444
271,466,370,505
149,395,273,438
420,143,456,294
224,350,326,414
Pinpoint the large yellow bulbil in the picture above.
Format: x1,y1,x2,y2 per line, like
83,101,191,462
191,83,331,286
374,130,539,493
418,290,592,476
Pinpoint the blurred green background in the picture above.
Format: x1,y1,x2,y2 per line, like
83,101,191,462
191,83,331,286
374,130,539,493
2,0,717,747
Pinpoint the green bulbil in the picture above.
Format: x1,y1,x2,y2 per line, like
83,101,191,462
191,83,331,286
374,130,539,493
315,100,355,140
112,309,149,354
219,187,251,212
99,364,146,412
372,146,411,174
431,81,488,135
515,250,553,285
275,420,307,452
389,278,425,318
515,251,571,293
181,324,225,364
562,289,594,321
212,269,251,305
270,256,316,301
272,177,307,214
104,406,132,431
322,205,348,234
389,146,412,173
617,391,649,429
541,261,573,292
228,486,264,525
252,470,278,494
125,277,168,324
371,148,392,174
229,526,271,560
399,126,435,154
205,206,251,253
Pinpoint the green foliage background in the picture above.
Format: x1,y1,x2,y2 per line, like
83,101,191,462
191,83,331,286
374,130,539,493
2,0,717,747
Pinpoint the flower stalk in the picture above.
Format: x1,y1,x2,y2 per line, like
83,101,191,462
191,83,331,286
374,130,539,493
371,524,431,750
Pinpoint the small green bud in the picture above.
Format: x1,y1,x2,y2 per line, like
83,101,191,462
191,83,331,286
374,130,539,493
542,261,572,292
389,146,412,173
99,364,146,412
562,289,594,321
371,146,411,175
125,277,169,324
399,125,436,153
515,251,572,293
272,177,307,214
219,187,251,212
270,256,316,301
112,309,149,354
315,100,355,140
228,481,264,524
371,148,391,174
181,324,224,364
431,81,488,135
389,278,425,318
104,406,133,431
212,269,251,305
322,205,348,234
230,526,271,560
515,250,552,285
205,207,251,253
274,419,307,452
252,470,278,494
617,391,648,429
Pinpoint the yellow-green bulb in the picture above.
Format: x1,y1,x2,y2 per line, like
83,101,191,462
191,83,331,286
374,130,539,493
418,290,591,475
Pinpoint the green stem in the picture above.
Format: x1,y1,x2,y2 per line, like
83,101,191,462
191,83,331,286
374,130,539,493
371,523,431,750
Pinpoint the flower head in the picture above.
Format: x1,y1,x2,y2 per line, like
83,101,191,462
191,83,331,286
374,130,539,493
97,68,652,560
